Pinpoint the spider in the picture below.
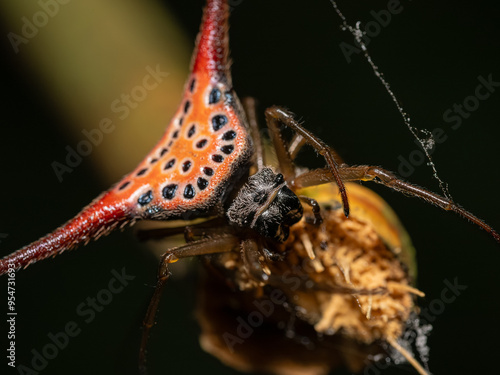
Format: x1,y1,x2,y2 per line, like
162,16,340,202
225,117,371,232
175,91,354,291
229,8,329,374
1,1,499,374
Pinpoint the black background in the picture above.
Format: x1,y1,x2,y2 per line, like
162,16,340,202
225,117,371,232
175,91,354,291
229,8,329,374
1,1,500,374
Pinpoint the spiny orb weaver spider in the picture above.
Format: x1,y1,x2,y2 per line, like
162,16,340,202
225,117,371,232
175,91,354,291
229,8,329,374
0,0,500,375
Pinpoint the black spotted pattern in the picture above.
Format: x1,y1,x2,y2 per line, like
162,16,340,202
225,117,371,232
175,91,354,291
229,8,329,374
197,177,209,190
137,168,148,176
118,181,130,190
221,145,234,155
184,184,196,199
208,88,221,104
164,158,176,170
212,154,224,163
224,91,234,104
182,160,192,173
212,114,228,131
189,78,196,93
196,139,208,148
160,148,168,156
184,100,191,114
138,190,153,206
187,124,196,138
222,130,236,141
162,184,178,200
203,167,214,176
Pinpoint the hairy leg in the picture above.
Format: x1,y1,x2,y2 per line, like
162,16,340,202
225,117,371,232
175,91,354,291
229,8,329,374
294,166,500,243
139,234,239,374
242,97,265,171
265,106,349,217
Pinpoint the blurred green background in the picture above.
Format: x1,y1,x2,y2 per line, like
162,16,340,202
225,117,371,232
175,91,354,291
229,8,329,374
1,1,499,374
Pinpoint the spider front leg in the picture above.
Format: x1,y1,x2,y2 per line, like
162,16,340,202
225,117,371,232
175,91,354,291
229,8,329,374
139,234,239,374
135,218,227,242
264,106,350,217
298,195,323,225
294,165,500,243
241,238,271,282
242,97,265,171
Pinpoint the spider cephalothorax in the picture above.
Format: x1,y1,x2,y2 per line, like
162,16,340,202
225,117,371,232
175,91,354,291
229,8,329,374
227,167,303,242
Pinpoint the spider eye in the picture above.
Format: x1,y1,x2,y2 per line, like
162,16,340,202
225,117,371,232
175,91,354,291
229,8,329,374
273,173,284,186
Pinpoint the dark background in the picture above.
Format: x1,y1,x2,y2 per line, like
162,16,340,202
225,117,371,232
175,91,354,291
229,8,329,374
1,1,500,374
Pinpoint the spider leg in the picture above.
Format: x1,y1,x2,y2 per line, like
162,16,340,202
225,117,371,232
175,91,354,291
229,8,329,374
288,133,307,161
183,226,197,243
264,106,350,217
242,97,265,171
264,107,296,182
243,99,310,171
292,168,338,188
241,239,305,286
135,218,227,242
139,234,239,374
241,238,270,282
294,166,500,243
